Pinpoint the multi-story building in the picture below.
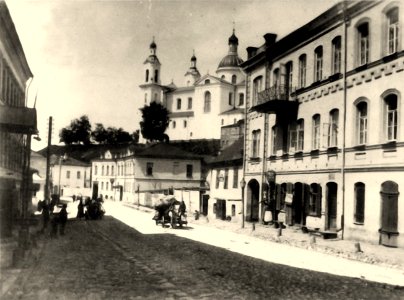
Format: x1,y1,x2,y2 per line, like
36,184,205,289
139,31,246,141
241,0,404,247
0,1,36,239
50,155,91,197
91,143,202,202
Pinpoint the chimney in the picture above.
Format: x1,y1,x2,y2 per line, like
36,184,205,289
247,47,258,59
263,33,277,47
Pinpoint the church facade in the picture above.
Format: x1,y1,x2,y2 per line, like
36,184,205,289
139,31,246,141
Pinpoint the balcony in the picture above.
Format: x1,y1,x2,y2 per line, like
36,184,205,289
252,85,299,119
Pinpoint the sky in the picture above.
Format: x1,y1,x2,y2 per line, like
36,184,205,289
6,0,338,151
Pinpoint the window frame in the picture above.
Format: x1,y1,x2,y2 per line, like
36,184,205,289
386,7,399,55
384,93,398,142
328,109,339,148
354,182,365,224
357,22,370,66
251,129,261,158
186,164,193,178
332,36,342,74
312,114,321,150
356,101,368,145
146,162,153,176
314,46,323,82
204,91,211,113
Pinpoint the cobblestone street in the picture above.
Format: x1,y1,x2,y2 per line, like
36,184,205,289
3,205,404,299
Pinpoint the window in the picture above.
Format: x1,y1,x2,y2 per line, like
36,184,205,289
312,114,321,150
106,182,109,191
273,68,280,87
205,79,210,84
298,54,306,88
154,93,158,101
314,46,323,82
204,91,211,112
239,93,244,106
384,94,398,141
146,162,153,176
356,102,368,145
101,182,104,190
77,171,81,179
354,182,365,224
102,166,104,176
224,168,229,189
251,130,261,157
106,166,109,175
144,93,147,104
177,98,181,110
253,76,263,105
95,165,98,175
332,36,341,74
145,69,149,82
188,97,192,109
233,167,238,188
387,8,399,54
186,164,193,178
357,22,369,65
228,92,233,105
66,170,70,179
328,109,339,147
183,120,187,128
215,170,220,189
172,121,176,128
221,119,224,125
271,126,277,155
111,182,113,191
285,61,293,92
154,70,159,82
289,119,304,152
173,162,179,174
221,75,225,80
309,183,322,217
232,74,237,84
111,166,114,175
231,205,236,217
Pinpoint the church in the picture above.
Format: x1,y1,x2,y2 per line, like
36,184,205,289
139,30,246,141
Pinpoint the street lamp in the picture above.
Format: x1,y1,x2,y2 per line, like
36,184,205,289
240,177,246,229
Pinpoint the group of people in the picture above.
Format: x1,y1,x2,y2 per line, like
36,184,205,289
37,199,67,238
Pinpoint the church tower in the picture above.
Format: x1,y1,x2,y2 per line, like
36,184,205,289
184,50,201,86
140,38,163,105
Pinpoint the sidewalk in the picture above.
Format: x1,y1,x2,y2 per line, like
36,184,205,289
124,202,404,272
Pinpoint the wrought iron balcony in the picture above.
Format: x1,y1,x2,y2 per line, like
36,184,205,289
257,84,292,105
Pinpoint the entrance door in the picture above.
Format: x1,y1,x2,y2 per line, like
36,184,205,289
216,199,226,220
202,195,209,216
247,180,260,222
293,183,303,225
326,182,338,230
92,182,99,200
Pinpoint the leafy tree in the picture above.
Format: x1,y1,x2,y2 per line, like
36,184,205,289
91,123,108,144
139,102,170,142
131,130,140,144
59,115,92,145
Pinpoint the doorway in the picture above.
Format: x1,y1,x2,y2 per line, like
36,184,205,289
380,181,399,247
247,179,260,222
326,182,338,230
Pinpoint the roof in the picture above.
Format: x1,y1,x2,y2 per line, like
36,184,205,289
219,107,244,115
217,54,244,69
50,155,90,167
136,143,203,160
208,138,244,166
144,55,160,65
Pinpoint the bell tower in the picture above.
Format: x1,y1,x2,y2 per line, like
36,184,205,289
140,37,163,105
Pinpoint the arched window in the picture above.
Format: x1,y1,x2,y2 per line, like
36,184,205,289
111,166,114,175
332,36,342,74
273,68,280,87
312,114,321,150
298,54,306,88
386,7,399,54
239,93,244,106
309,183,322,217
271,125,277,155
354,182,365,224
204,91,211,112
221,75,225,80
154,69,159,82
253,76,263,105
357,22,369,65
356,101,368,145
145,69,149,82
228,92,233,106
314,46,323,81
384,93,398,141
231,74,237,84
106,165,109,175
251,129,261,157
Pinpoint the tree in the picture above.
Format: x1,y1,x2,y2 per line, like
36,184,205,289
59,115,92,145
91,123,108,144
139,102,170,142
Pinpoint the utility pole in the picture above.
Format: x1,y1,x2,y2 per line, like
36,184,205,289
44,116,52,202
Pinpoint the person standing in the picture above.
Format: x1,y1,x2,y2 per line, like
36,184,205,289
40,199,50,234
59,204,68,235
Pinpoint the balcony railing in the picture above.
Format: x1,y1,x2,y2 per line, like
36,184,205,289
256,84,295,106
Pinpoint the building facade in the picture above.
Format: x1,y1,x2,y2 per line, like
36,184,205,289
241,0,404,247
139,31,246,141
91,143,202,203
0,1,36,238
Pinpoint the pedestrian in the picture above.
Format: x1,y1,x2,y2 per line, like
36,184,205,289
50,213,59,238
77,197,84,219
40,199,50,234
59,204,68,235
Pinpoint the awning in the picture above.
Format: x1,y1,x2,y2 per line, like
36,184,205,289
0,106,37,134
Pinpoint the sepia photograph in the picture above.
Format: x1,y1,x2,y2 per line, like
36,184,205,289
1,0,404,298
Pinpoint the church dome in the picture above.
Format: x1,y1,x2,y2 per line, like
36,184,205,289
228,33,239,45
150,40,157,49
218,54,244,69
